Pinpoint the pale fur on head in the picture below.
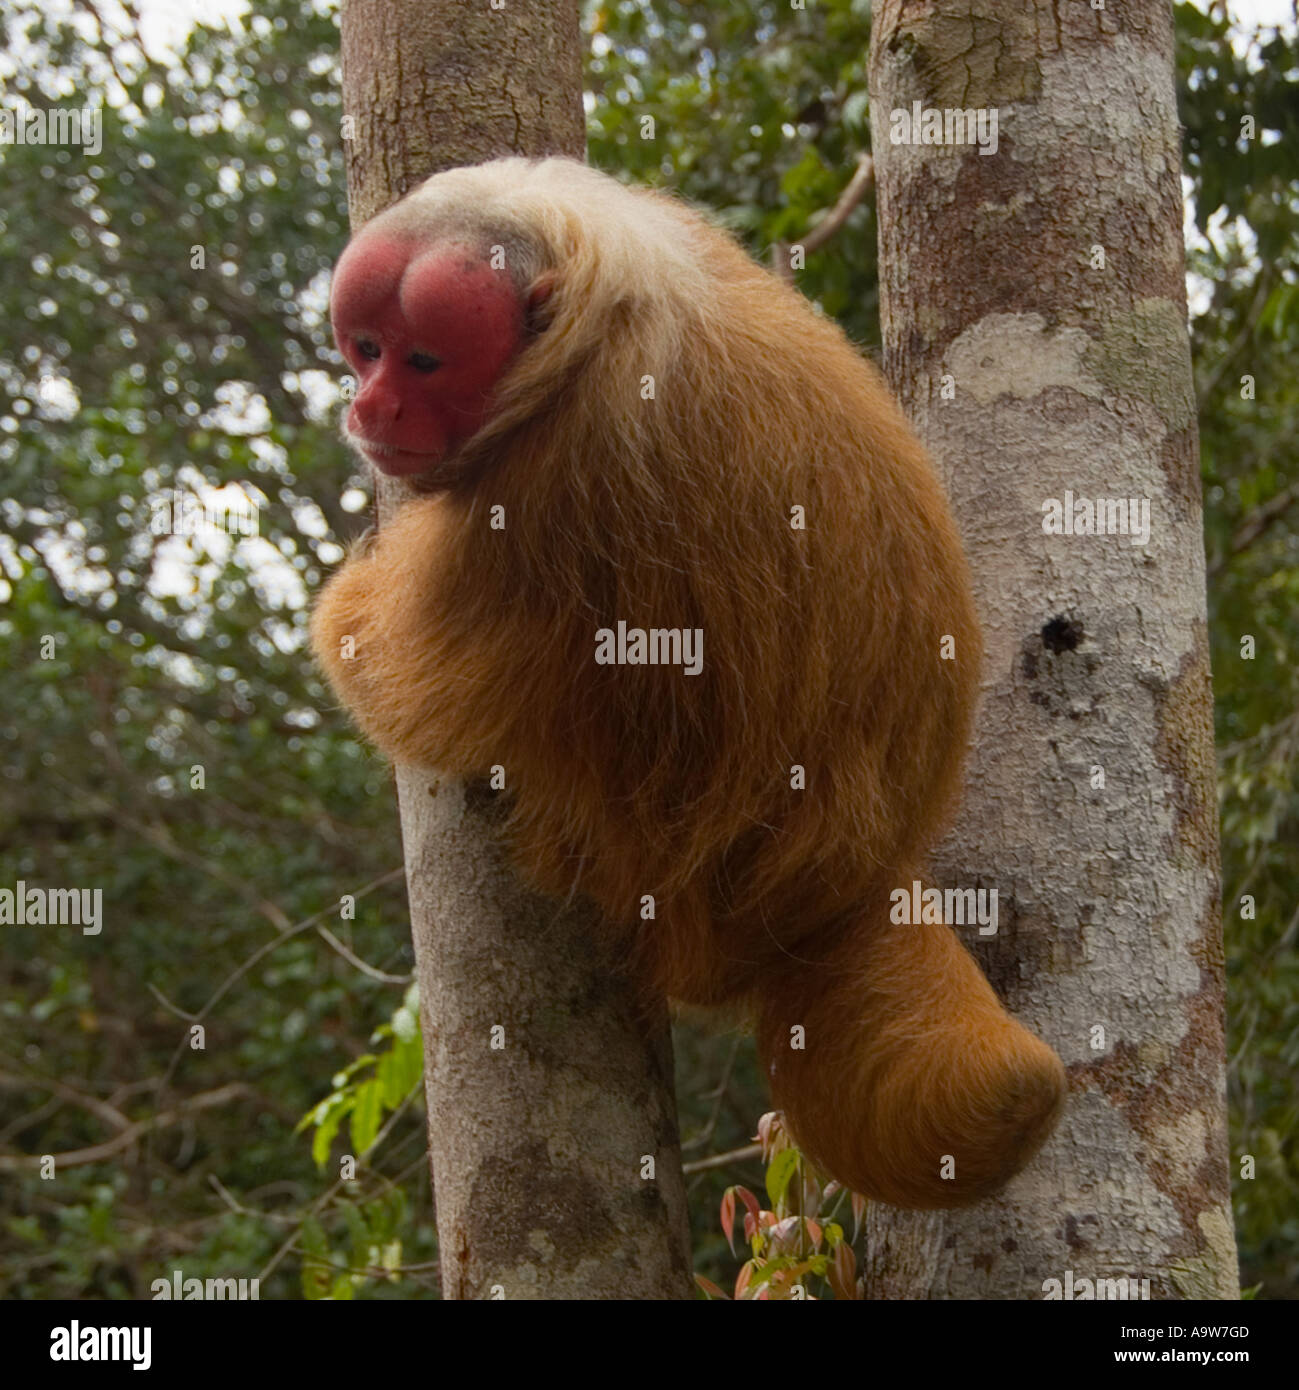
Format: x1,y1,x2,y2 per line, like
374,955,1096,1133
384,156,711,308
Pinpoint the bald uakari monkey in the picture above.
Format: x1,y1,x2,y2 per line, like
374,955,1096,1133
311,157,1066,1210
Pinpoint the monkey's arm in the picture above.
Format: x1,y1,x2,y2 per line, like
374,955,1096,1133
310,498,507,773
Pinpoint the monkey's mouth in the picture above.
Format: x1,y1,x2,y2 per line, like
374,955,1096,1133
353,440,444,478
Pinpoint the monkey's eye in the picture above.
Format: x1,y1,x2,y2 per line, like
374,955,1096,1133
355,339,381,361
408,352,442,374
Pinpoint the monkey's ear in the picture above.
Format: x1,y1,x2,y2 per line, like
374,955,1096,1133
528,272,556,309
525,272,558,335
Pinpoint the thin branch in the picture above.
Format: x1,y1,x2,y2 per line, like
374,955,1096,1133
1196,271,1272,403
682,1141,763,1175
771,153,875,284
682,1035,742,1152
54,780,294,934
316,924,411,984
0,1083,256,1171
0,1067,132,1136
1208,476,1299,579
154,866,407,1091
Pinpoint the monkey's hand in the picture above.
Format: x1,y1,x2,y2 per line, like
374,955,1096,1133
310,498,488,772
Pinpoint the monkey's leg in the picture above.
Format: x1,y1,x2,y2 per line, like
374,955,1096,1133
755,905,1066,1209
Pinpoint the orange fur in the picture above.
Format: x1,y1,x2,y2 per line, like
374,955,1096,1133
312,157,1065,1209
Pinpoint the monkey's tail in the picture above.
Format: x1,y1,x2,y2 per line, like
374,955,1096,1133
754,885,1066,1210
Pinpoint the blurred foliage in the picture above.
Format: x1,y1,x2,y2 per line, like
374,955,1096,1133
0,0,1294,1300
587,0,879,337
1178,2,1299,1299
0,0,427,1300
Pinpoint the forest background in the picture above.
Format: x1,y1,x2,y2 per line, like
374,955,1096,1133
0,0,1295,1299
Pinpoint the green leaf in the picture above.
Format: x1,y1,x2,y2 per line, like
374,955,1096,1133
349,1078,383,1155
765,1148,801,1209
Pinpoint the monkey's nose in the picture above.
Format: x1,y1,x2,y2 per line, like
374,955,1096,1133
352,386,404,433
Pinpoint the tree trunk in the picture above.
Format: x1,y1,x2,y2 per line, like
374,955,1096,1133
336,0,693,1300
865,0,1239,1299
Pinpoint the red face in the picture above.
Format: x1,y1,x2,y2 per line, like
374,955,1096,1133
330,233,527,479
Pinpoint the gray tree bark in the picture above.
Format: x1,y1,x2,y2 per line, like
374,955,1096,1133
336,0,693,1300
865,0,1239,1299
